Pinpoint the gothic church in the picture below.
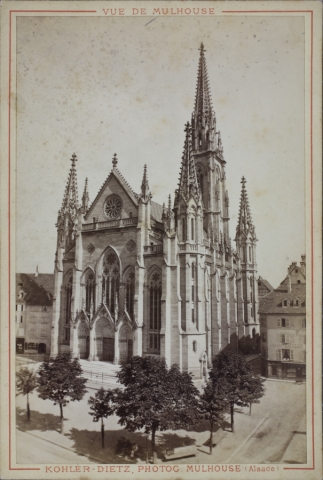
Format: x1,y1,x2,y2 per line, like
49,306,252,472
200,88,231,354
51,44,259,377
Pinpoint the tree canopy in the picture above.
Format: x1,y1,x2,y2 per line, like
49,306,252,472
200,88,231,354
199,380,227,454
16,367,38,421
88,387,115,448
114,356,200,463
37,351,87,432
209,349,264,431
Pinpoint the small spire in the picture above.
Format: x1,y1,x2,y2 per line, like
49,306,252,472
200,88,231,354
175,123,201,205
140,164,152,203
82,177,90,213
235,176,256,240
112,153,118,168
60,152,79,215
168,194,172,214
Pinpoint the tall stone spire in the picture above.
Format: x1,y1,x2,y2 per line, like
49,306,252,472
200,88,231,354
176,123,201,205
60,153,79,219
194,43,213,118
140,164,152,203
191,43,217,152
82,177,89,214
235,177,256,241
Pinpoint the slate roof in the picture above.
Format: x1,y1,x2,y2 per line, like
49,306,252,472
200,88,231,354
259,284,306,315
16,273,54,306
258,276,274,293
151,201,164,223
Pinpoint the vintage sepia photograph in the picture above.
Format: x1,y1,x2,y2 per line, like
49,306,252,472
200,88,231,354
1,2,322,479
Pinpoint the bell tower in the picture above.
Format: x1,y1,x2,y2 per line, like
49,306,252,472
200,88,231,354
191,43,229,244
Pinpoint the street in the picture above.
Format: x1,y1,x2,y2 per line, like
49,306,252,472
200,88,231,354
15,378,306,465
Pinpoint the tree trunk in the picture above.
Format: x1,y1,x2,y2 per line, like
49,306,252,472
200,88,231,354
101,417,105,449
146,434,149,464
27,393,30,422
59,402,64,434
249,403,252,416
152,428,157,464
231,402,234,433
209,421,213,455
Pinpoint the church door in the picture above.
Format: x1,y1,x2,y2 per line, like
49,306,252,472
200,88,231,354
127,339,133,360
102,337,114,362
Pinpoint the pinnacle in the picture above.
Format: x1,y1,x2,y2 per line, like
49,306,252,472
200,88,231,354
236,176,255,236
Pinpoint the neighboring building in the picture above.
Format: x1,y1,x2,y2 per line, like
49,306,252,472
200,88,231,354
259,256,306,380
51,44,260,377
16,271,54,355
257,276,274,298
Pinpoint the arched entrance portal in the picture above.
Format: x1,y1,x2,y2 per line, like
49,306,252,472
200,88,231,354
119,325,133,363
78,321,90,359
96,317,115,362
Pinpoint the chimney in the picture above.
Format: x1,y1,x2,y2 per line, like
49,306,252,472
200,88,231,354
300,255,306,275
35,265,39,277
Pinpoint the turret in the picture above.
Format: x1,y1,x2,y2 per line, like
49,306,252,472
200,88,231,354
82,177,89,214
235,177,258,331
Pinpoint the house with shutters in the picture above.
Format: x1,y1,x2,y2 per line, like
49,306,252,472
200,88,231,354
259,256,306,380
50,44,261,377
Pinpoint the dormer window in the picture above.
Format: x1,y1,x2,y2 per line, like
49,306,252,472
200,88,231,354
295,299,299,307
283,299,288,307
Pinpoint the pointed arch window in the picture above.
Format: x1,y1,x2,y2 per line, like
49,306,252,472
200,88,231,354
125,269,135,319
65,275,72,342
83,271,96,313
102,251,120,315
149,271,162,352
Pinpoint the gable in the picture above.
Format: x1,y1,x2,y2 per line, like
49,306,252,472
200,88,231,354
85,171,138,223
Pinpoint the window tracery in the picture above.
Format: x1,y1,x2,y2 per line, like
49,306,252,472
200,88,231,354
125,269,135,319
149,271,162,352
65,274,72,342
102,251,120,314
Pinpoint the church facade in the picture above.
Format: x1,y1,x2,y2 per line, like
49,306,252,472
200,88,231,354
51,45,260,377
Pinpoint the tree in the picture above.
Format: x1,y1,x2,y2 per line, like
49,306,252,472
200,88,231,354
16,367,38,421
37,351,87,433
88,387,115,448
199,380,228,454
114,356,200,463
243,375,265,415
209,349,264,432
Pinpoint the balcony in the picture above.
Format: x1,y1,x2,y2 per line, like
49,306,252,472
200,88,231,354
144,244,163,254
82,217,138,232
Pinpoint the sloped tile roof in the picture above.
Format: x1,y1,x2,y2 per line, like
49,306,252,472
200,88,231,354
16,273,54,306
259,284,306,315
258,277,274,293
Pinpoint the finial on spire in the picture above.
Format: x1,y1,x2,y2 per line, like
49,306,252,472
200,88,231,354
241,176,246,187
168,194,172,213
112,153,118,168
71,153,78,167
199,42,206,54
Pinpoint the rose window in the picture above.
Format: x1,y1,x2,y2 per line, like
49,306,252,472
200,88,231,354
104,195,122,219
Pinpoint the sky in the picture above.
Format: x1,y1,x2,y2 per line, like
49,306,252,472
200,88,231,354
16,14,306,288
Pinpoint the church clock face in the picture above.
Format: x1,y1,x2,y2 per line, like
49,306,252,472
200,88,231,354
104,195,122,219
